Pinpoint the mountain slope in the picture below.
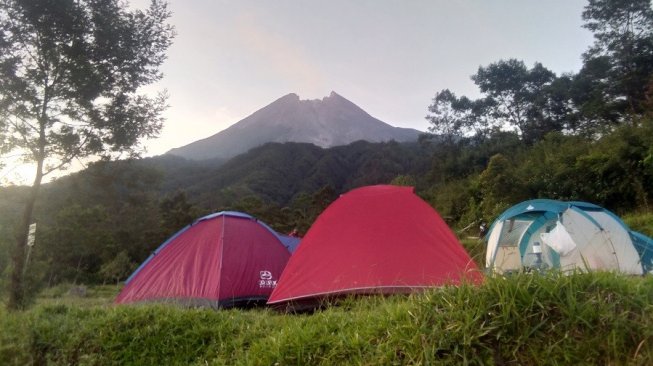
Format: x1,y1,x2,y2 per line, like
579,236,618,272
176,140,429,208
167,92,421,160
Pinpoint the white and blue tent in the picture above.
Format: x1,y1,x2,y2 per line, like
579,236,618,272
485,199,653,275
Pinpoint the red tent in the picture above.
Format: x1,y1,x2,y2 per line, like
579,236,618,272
268,185,482,309
116,211,291,308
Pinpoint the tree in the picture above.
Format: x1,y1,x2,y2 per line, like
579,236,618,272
478,153,526,219
284,185,337,235
159,190,197,239
390,174,416,187
40,204,114,285
425,89,479,139
572,55,623,129
426,60,572,143
579,0,653,118
0,0,174,309
99,250,135,285
574,122,653,210
473,60,561,142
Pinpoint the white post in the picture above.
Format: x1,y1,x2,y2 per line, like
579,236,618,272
23,223,36,275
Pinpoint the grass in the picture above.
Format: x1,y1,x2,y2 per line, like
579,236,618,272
1,272,652,365
461,237,486,269
623,211,653,238
34,283,123,308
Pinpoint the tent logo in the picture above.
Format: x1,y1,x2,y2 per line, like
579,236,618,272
259,270,277,288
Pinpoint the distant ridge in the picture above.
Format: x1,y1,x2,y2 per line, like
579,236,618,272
167,91,421,160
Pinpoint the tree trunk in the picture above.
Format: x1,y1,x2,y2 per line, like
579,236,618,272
7,159,44,310
7,96,48,310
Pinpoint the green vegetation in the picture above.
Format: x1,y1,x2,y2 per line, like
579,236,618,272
1,0,652,301
624,212,653,238
460,238,487,268
0,0,175,309
1,272,651,365
0,3,650,364
1,119,650,299
424,119,653,226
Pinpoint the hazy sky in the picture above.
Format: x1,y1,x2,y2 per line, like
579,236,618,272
1,1,596,184
137,0,594,156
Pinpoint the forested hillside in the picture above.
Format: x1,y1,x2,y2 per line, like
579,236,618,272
0,140,433,295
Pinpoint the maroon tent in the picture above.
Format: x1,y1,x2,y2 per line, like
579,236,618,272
116,211,290,308
268,185,482,309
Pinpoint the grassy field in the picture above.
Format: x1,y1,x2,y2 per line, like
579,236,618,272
1,272,652,365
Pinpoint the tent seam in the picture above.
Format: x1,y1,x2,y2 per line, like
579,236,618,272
216,216,226,301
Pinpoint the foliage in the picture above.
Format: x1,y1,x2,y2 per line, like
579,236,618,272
98,251,136,285
158,190,199,239
0,0,174,309
389,174,416,186
581,0,653,117
622,212,653,238
426,89,480,138
2,117,652,293
280,185,337,235
2,0,653,310
1,114,652,295
430,120,653,227
1,273,652,365
515,132,593,200
573,123,653,209
427,60,573,142
0,0,174,169
0,140,434,292
427,0,653,141
477,153,526,219
188,141,428,209
39,205,114,285
460,238,486,268
423,131,523,187
425,178,477,225
473,60,561,142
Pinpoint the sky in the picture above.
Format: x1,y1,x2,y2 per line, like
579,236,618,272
1,0,595,185
136,0,594,157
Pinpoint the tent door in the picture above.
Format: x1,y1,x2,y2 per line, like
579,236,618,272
493,246,521,274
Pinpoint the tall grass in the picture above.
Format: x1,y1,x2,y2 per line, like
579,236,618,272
460,237,486,268
623,212,653,238
1,272,652,365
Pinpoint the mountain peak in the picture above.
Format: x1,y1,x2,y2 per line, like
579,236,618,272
278,93,300,102
327,90,341,99
167,92,421,160
278,91,344,103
